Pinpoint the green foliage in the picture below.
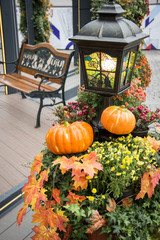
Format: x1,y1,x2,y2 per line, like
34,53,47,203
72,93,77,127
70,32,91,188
91,0,149,27
18,0,51,44
76,86,103,113
102,185,160,239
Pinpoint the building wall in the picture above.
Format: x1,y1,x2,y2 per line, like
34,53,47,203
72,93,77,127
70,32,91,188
142,3,160,49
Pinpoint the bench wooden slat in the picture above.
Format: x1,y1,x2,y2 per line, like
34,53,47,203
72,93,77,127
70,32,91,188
9,73,58,91
0,74,57,94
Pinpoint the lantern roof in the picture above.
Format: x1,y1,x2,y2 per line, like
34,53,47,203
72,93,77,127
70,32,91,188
70,1,149,46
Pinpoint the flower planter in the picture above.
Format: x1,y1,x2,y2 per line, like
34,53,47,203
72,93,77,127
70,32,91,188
131,129,149,138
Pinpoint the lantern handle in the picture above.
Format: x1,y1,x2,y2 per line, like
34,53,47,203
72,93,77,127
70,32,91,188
108,0,114,3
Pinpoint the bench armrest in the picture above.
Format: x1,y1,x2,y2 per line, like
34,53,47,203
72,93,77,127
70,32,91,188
34,72,66,80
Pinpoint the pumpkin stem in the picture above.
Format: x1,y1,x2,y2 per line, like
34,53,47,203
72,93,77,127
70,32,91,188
64,121,70,127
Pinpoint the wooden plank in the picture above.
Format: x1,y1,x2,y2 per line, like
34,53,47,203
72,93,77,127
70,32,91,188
0,202,34,240
0,176,12,196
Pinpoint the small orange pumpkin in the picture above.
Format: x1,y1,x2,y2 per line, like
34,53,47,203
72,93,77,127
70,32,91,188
46,121,94,155
101,105,136,135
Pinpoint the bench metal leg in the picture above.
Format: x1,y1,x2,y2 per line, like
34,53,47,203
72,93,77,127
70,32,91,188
21,92,26,99
62,88,66,106
35,96,44,128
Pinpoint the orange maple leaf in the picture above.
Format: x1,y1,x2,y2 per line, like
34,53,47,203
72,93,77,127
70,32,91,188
72,171,89,190
145,136,160,152
122,197,133,207
135,172,154,199
38,169,50,188
32,206,68,232
52,156,75,174
55,209,68,232
22,175,47,209
66,191,86,205
17,204,27,226
86,210,106,234
52,188,62,206
151,168,160,188
31,225,61,240
30,153,43,176
72,152,103,178
106,198,116,212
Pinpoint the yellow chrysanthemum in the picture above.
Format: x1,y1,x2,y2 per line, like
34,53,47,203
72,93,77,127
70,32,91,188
92,188,97,194
87,196,94,201
102,195,105,199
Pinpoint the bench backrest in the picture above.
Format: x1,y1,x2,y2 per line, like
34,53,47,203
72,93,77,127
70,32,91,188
17,43,74,84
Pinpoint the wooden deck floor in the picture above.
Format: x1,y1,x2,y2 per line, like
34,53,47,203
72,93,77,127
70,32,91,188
0,93,55,195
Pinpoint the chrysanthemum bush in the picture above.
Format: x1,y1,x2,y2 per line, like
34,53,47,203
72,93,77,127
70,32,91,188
112,78,147,108
53,101,96,124
129,105,160,131
17,135,160,239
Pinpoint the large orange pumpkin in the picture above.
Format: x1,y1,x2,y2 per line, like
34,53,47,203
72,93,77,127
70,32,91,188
101,105,136,135
46,121,94,155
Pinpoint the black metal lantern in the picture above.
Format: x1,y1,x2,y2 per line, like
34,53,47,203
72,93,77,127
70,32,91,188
70,0,149,97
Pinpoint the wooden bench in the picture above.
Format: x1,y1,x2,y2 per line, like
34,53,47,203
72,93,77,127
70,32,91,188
0,42,74,127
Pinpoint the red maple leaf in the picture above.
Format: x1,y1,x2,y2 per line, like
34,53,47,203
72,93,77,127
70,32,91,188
86,210,106,234
22,175,47,209
106,198,116,212
31,225,61,240
17,204,27,226
30,153,43,176
66,191,86,205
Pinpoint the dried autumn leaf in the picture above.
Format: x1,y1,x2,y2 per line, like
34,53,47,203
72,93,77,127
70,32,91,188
150,168,160,188
135,172,154,200
32,206,57,230
86,210,106,234
52,156,75,174
32,206,68,232
72,152,103,178
17,204,27,226
52,188,62,206
30,153,43,176
145,136,160,152
122,197,133,207
31,225,61,240
55,209,68,232
72,171,89,190
106,198,116,212
22,175,47,209
38,169,50,188
66,191,86,205
63,224,73,240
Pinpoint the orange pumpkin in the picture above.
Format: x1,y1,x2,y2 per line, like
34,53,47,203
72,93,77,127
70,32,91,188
101,105,136,135
46,121,94,155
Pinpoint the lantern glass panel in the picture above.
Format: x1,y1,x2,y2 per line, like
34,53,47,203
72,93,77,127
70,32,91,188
121,51,136,87
84,52,117,89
